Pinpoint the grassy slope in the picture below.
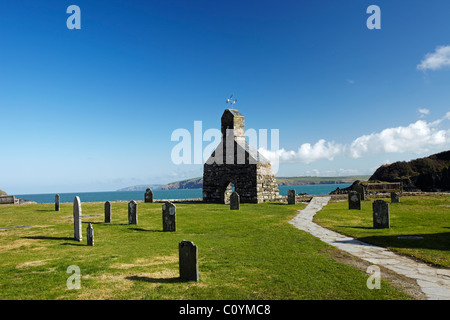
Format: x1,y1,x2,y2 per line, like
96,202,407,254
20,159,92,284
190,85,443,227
0,202,410,300
314,195,450,268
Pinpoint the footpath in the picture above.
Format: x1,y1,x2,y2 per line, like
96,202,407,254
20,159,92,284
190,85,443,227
289,196,450,300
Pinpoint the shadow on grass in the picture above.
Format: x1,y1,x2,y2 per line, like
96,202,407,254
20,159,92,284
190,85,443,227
128,228,163,232
338,226,374,230
35,209,55,212
22,235,85,246
22,236,74,241
60,242,85,247
357,232,450,251
126,275,181,283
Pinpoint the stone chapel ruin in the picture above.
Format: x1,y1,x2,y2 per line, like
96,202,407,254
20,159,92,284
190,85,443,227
203,109,280,203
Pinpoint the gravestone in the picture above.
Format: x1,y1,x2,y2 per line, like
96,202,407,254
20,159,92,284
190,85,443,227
373,200,390,229
128,200,138,225
73,196,82,241
55,194,60,212
144,188,153,203
86,223,94,246
104,201,111,223
287,190,296,205
353,184,366,201
348,191,361,210
391,192,400,203
162,201,176,232
179,240,198,281
230,191,240,210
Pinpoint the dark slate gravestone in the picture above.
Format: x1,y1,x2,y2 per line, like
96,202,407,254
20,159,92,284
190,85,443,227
55,194,60,212
348,191,361,210
144,188,153,203
179,240,198,281
73,196,82,241
162,201,176,232
353,184,366,201
373,200,390,229
391,192,400,203
86,223,94,246
104,201,111,223
287,189,296,205
128,200,138,225
230,192,240,210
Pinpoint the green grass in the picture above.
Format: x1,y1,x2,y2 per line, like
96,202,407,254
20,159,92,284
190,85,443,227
315,195,450,268
0,201,412,300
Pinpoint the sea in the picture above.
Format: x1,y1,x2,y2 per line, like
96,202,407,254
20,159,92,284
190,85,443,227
14,183,351,204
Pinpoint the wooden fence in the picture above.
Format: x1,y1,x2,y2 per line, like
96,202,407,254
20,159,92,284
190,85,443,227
366,182,403,193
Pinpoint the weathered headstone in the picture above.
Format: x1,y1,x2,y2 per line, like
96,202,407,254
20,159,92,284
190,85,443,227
162,201,176,232
391,192,400,203
348,191,361,210
104,201,111,223
179,240,198,281
73,196,82,241
353,184,366,201
128,200,138,225
287,189,296,205
230,191,240,210
373,200,390,229
55,194,60,212
86,223,94,246
144,188,153,203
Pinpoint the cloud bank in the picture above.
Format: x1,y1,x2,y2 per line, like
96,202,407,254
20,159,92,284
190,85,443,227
259,113,450,164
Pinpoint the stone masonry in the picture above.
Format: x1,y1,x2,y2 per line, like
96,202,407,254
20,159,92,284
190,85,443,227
203,109,280,204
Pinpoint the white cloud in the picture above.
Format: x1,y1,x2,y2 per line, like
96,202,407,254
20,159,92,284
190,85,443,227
417,46,450,71
418,108,430,117
259,113,450,164
259,139,343,165
349,119,449,158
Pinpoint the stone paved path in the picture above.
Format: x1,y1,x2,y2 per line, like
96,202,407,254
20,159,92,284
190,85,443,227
289,196,450,300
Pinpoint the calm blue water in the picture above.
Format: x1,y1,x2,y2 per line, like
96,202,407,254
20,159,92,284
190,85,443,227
15,183,351,204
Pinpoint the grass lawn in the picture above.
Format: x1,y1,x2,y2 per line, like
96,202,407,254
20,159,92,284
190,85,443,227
314,195,450,268
0,201,413,300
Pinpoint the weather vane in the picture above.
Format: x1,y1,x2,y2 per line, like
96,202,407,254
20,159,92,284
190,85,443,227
226,94,237,107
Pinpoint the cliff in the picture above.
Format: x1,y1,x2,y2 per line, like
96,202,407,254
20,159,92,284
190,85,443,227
161,178,203,190
369,150,450,192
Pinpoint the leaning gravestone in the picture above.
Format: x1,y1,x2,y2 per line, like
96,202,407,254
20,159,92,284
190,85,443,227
373,200,390,229
230,191,240,210
287,189,296,205
391,192,400,203
87,223,94,246
128,200,138,225
144,188,153,203
353,184,365,201
348,191,361,210
104,201,111,223
162,201,176,232
55,194,60,212
73,196,82,241
179,240,198,281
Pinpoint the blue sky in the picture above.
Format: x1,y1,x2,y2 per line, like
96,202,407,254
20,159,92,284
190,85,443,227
1,0,450,194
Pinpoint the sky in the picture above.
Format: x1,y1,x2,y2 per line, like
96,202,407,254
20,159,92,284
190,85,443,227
1,0,450,194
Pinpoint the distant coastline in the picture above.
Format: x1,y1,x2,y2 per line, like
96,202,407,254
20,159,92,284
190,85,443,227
116,176,369,191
